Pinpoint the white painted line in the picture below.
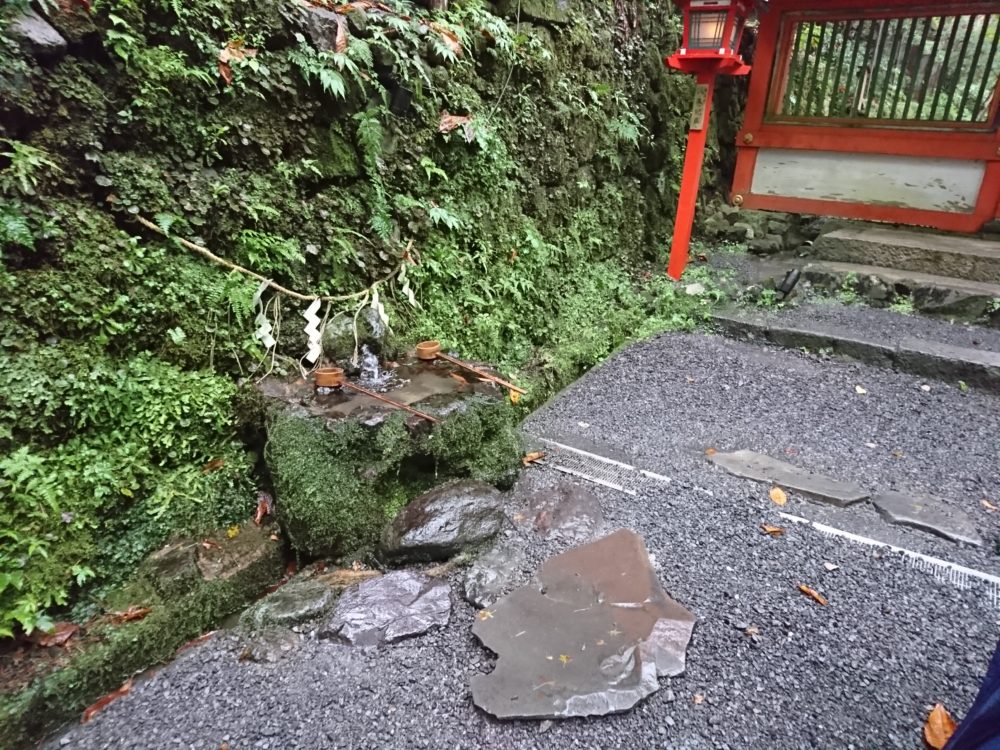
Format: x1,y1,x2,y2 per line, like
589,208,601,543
780,512,1000,606
640,469,673,483
548,465,638,496
536,438,640,471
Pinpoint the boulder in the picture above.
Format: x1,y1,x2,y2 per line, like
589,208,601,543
381,479,505,562
8,9,67,58
524,484,604,543
463,543,527,608
748,234,785,255
240,579,336,630
319,570,450,646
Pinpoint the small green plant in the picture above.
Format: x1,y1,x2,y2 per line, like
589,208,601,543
958,380,970,394
0,139,61,196
888,294,916,315
836,272,861,305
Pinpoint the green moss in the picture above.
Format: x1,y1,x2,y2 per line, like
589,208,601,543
267,398,521,560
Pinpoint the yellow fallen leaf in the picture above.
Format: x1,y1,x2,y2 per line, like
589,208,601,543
760,524,785,537
509,390,521,405
558,654,572,666
704,447,717,457
769,487,788,506
798,584,828,606
226,524,240,539
924,703,957,750
477,609,494,621
522,451,545,467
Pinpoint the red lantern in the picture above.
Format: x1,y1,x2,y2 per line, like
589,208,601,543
664,0,755,279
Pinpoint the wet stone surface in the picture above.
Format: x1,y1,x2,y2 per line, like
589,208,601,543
873,490,983,546
240,628,300,664
240,579,336,631
524,484,605,543
319,571,451,646
463,543,528,609
381,480,505,562
471,529,695,719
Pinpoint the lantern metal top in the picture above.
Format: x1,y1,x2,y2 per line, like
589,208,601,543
665,0,755,76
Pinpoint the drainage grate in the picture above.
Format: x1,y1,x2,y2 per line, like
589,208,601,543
531,437,672,496
781,513,1000,610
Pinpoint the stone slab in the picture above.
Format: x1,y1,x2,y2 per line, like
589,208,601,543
872,491,983,547
471,529,695,720
709,450,868,507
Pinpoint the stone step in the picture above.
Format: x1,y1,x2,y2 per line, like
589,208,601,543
799,260,1000,321
713,307,1000,393
813,227,1000,284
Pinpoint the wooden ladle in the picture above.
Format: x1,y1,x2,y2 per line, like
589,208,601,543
415,341,527,395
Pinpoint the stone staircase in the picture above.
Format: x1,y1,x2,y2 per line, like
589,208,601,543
714,223,1000,392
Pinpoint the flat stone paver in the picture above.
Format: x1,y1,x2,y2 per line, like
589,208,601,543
709,449,869,507
873,491,983,546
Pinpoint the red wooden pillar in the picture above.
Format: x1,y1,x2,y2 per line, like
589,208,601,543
668,71,717,281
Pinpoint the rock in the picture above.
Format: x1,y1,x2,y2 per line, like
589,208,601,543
240,579,336,630
321,308,386,366
293,0,343,51
471,529,696,719
463,544,527,608
748,234,785,255
196,522,282,582
709,450,868,507
241,628,300,663
724,222,755,242
319,570,451,646
766,219,791,237
8,9,67,58
685,283,707,296
872,491,982,546
525,484,604,543
862,277,891,302
495,0,572,24
381,479,504,562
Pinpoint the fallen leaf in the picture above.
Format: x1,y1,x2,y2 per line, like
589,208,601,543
509,390,521,405
982,499,998,513
217,40,257,86
924,703,957,750
823,562,840,572
254,491,273,525
693,693,705,705
855,385,868,395
798,584,828,606
744,625,760,637
82,678,133,723
110,606,151,625
201,539,221,550
334,16,348,53
760,524,785,537
438,111,472,134
704,447,717,457
430,22,462,56
226,524,241,539
558,654,572,666
769,487,788,506
449,372,470,385
36,621,79,648
201,458,225,474
522,451,545,467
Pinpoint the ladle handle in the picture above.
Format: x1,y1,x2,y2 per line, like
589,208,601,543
437,353,527,395
343,382,439,423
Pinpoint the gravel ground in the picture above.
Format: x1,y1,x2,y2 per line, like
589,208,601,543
50,332,1000,750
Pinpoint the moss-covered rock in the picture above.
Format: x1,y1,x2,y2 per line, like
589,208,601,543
0,522,284,749
267,396,521,560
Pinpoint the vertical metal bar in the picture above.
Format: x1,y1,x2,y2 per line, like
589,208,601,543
958,15,990,121
929,15,962,119
863,18,891,117
971,15,1000,120
876,17,906,119
842,19,867,117
792,23,815,116
785,22,807,115
852,19,882,117
903,16,932,118
916,15,946,118
803,21,829,116
889,16,920,119
820,21,852,117
944,15,978,119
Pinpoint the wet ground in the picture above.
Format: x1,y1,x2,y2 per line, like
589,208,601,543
50,331,1000,749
